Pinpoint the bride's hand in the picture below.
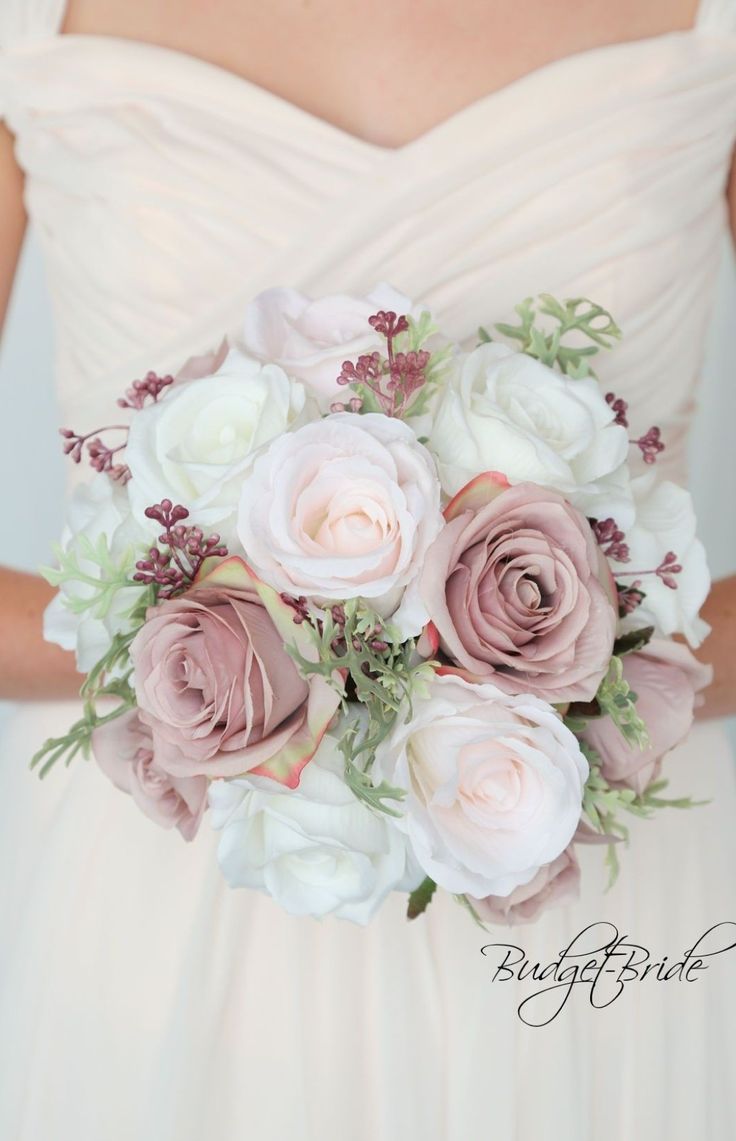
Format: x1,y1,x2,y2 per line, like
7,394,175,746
0,566,82,701
693,575,736,719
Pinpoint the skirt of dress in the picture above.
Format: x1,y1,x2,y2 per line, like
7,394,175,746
1,700,735,1141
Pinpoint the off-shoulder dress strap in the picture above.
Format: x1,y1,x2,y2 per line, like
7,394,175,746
696,0,736,33
0,0,68,49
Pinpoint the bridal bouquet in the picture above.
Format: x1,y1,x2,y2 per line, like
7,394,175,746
34,285,711,926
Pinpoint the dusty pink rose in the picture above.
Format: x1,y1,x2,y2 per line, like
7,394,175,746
130,558,339,787
237,283,418,407
582,639,712,795
469,846,580,926
93,710,207,840
418,476,617,702
174,337,229,381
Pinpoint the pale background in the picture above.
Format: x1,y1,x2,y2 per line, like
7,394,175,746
0,229,735,743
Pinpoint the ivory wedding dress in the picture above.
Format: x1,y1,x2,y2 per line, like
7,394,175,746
1,2,736,1138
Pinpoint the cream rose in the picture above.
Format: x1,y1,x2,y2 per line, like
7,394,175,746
372,673,588,898
125,347,308,544
609,472,710,646
236,412,444,619
237,283,419,409
209,730,422,922
428,342,633,523
43,475,148,671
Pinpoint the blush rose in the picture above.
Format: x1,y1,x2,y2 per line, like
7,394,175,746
237,283,420,409
372,673,589,899
236,412,443,623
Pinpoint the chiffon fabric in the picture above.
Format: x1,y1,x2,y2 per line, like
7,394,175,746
1,1,736,1137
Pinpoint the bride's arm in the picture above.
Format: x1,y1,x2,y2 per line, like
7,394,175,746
695,148,736,720
0,124,82,701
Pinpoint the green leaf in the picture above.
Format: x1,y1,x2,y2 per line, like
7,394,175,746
596,656,649,749
30,587,153,779
492,294,621,378
407,877,437,920
578,737,706,889
454,893,488,930
41,534,146,622
612,626,655,657
284,598,437,817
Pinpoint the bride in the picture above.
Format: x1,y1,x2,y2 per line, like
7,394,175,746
1,1,735,1138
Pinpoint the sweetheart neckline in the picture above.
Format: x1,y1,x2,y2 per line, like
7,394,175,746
23,26,724,157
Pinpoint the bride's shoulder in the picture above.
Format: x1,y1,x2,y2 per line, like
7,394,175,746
696,0,736,32
0,1,67,49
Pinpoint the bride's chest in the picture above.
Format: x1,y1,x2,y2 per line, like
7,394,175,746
63,0,699,149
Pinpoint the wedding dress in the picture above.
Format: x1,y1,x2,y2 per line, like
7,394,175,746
1,2,736,1138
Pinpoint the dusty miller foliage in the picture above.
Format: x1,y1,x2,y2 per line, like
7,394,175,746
479,294,622,378
285,598,436,817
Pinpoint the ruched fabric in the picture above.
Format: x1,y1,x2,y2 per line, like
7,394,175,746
1,6,736,1138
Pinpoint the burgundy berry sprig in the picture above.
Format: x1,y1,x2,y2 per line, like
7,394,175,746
59,370,175,482
591,510,682,611
591,517,630,563
613,552,682,618
280,595,390,666
605,391,666,464
631,426,665,465
117,371,174,410
333,310,431,418
605,392,629,428
617,581,647,618
60,426,131,483
133,499,228,599
616,551,683,592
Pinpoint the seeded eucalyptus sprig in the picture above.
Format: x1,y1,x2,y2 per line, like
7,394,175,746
595,656,649,750
579,742,707,888
29,587,155,779
479,294,622,378
283,597,436,816
335,308,452,420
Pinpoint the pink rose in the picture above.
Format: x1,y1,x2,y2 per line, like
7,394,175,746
174,337,229,381
92,710,207,840
470,846,580,926
237,284,419,408
129,558,340,787
582,639,712,794
418,476,617,702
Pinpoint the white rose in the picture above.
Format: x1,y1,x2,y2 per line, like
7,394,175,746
428,342,633,524
209,731,421,922
125,347,308,546
44,476,147,671
372,674,588,899
609,472,710,646
236,412,444,621
237,283,421,410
